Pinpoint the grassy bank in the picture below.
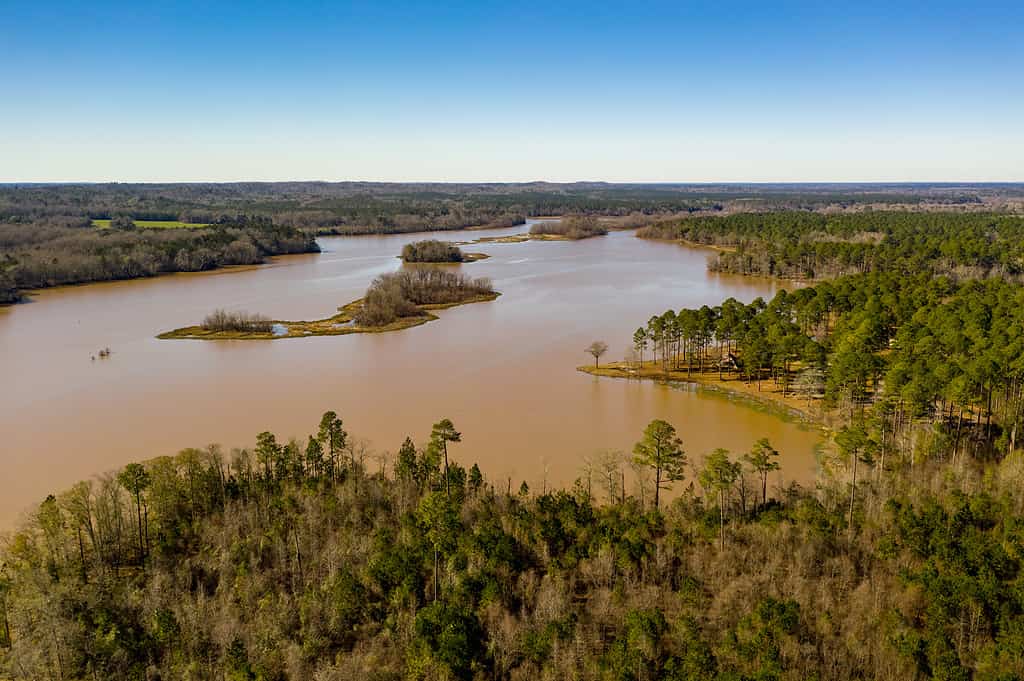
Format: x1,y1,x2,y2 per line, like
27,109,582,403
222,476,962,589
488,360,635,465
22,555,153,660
157,292,500,340
464,232,572,244
635,233,739,253
93,219,210,229
578,360,826,426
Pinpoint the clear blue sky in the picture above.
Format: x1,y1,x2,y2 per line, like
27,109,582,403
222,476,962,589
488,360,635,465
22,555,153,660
2,1,1022,182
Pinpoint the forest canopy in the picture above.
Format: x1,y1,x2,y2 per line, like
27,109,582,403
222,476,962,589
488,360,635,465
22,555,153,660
2,412,1023,680
3,181,1017,235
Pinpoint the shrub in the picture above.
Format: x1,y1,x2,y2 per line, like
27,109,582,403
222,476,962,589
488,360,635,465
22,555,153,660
201,309,273,333
355,276,421,326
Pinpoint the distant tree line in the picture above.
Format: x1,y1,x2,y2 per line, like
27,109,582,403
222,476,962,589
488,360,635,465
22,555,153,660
5,194,1021,304
638,211,1024,280
313,214,526,236
5,182,1008,241
0,216,318,302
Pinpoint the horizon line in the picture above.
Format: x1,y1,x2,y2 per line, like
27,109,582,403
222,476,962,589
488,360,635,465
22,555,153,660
3,179,1024,187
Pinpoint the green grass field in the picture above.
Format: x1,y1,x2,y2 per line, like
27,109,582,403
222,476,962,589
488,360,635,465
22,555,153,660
92,219,210,229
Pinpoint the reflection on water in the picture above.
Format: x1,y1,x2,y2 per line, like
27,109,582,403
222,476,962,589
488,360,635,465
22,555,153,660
0,222,820,526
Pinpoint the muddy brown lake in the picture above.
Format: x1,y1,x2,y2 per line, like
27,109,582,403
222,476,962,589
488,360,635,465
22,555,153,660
0,222,821,526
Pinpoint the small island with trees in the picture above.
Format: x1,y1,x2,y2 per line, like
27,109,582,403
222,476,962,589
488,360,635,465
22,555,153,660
400,239,488,263
457,216,611,246
158,269,499,340
530,215,608,240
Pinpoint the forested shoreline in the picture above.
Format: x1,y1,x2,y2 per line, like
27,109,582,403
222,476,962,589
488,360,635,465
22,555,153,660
0,216,318,303
4,185,1022,303
638,211,1024,280
624,207,1024,477
8,182,1010,232
3,411,1023,680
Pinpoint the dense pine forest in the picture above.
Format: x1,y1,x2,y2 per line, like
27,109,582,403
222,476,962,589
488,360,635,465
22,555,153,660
631,208,1024,467
638,211,1024,281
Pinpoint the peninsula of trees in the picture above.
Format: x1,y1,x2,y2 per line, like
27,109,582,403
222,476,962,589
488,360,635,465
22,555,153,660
568,206,1024,609
159,269,498,340
593,207,1024,471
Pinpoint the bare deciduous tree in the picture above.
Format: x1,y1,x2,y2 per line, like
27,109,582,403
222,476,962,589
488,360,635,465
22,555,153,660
586,341,608,368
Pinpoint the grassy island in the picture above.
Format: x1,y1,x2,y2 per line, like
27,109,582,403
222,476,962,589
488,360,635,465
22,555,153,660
158,269,499,340
93,218,210,229
465,232,572,245
463,217,608,244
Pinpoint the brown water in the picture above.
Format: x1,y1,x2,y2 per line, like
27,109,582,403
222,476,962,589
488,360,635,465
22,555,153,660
0,222,820,526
